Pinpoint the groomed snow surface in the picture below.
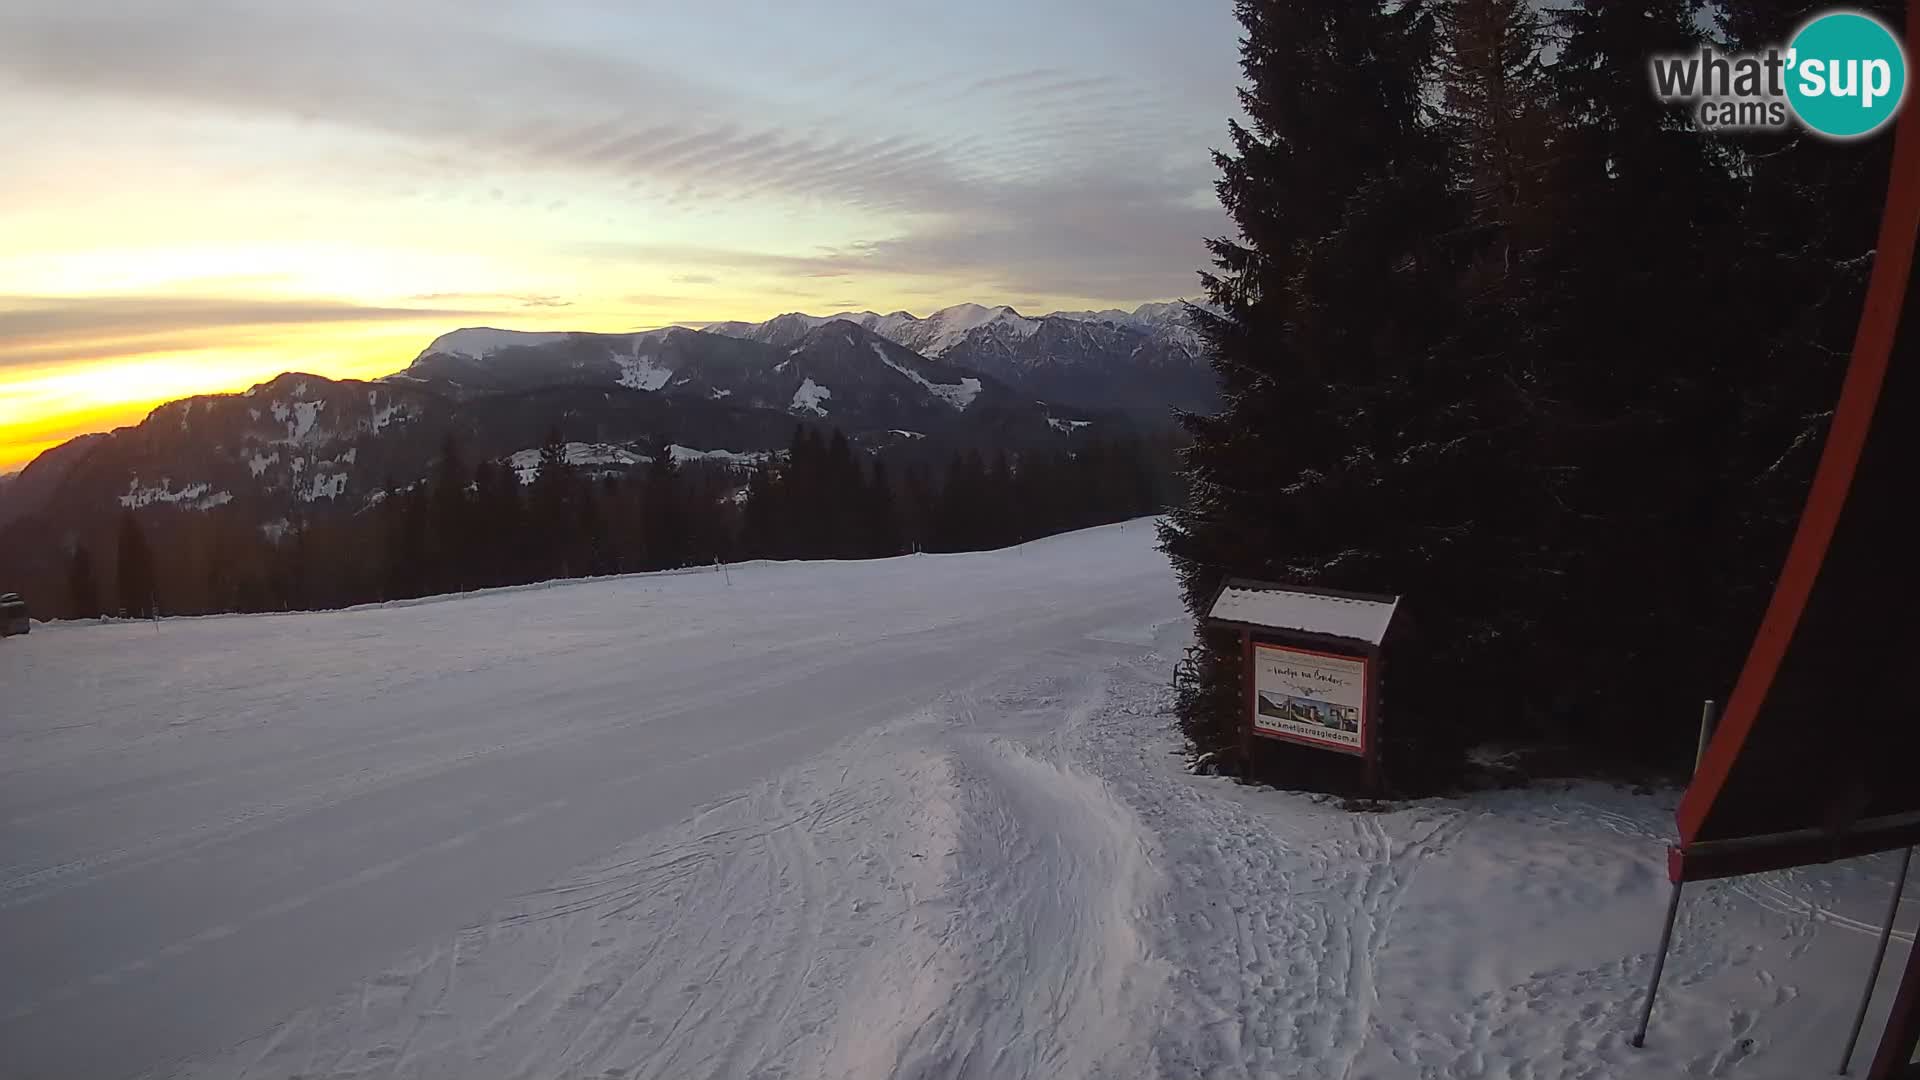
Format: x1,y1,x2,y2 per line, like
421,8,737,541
1,522,1912,1080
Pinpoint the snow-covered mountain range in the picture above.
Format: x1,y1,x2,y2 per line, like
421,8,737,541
698,301,1213,415
701,299,1200,352
402,300,1214,417
397,319,1013,423
0,301,1214,581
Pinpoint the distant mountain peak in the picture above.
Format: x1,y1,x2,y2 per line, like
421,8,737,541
692,298,1217,416
422,326,573,360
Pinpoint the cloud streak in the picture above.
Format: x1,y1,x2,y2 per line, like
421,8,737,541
0,296,484,368
0,0,1236,296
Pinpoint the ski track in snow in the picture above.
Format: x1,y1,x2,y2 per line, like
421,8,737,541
3,521,1914,1079
167,660,1918,1080
156,656,1173,1080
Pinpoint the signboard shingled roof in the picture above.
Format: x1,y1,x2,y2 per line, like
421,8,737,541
1205,580,1399,646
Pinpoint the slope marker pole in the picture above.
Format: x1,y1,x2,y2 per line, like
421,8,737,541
1634,699,1719,1049
1631,880,1684,1048
1839,845,1913,1074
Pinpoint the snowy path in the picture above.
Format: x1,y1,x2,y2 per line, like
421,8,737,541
0,524,1173,1080
4,520,1914,1079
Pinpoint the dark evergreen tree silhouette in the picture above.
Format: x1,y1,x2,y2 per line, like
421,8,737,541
642,446,685,570
529,427,578,578
1520,0,1754,752
67,544,99,619
1160,0,1514,788
824,430,865,558
472,458,523,586
1437,0,1553,287
739,466,778,559
430,433,472,593
865,459,904,558
115,510,157,618
1152,0,1897,792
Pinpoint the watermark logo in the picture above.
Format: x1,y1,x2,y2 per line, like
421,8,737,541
1650,9,1908,139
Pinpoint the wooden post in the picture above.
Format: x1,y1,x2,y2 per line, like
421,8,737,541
1364,650,1383,796
1239,630,1253,775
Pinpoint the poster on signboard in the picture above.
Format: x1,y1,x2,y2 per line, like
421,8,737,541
1250,643,1367,754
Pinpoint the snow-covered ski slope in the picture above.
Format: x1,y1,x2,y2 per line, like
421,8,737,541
1,521,1911,1080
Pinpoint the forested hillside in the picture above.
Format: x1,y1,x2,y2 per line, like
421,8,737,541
51,427,1175,619
1161,0,1897,792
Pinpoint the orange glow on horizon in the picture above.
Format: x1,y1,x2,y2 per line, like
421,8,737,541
1,279,1164,474
0,321,448,473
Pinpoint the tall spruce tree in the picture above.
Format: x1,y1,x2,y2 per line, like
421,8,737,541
1525,0,1758,755
642,447,685,570
1160,0,1543,789
1711,0,1900,627
739,467,778,559
1437,0,1553,286
824,430,865,558
471,459,522,586
530,426,578,577
115,510,156,618
1160,0,1887,789
67,544,100,619
430,433,471,592
865,459,904,558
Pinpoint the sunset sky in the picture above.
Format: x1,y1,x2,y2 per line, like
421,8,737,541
0,0,1241,472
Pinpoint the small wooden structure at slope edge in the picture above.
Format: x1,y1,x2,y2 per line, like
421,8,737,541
0,592,28,637
1203,579,1401,793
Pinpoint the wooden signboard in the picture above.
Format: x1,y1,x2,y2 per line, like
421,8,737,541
1207,579,1399,792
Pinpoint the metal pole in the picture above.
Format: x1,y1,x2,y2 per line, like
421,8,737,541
1632,880,1685,1048
1695,699,1719,771
1634,698,1718,1051
1840,846,1913,1074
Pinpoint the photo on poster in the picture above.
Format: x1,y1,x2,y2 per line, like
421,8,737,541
1250,643,1367,752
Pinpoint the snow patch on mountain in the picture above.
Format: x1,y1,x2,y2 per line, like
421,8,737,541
248,452,279,478
368,397,411,434
1047,417,1092,433
790,378,832,417
119,480,232,510
871,343,981,411
1051,300,1206,350
616,353,673,391
506,443,645,485
500,442,758,484
425,327,569,359
267,399,327,445
667,445,767,468
300,472,349,502
913,303,1035,355
1049,300,1196,326
1050,307,1136,325
931,377,982,411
